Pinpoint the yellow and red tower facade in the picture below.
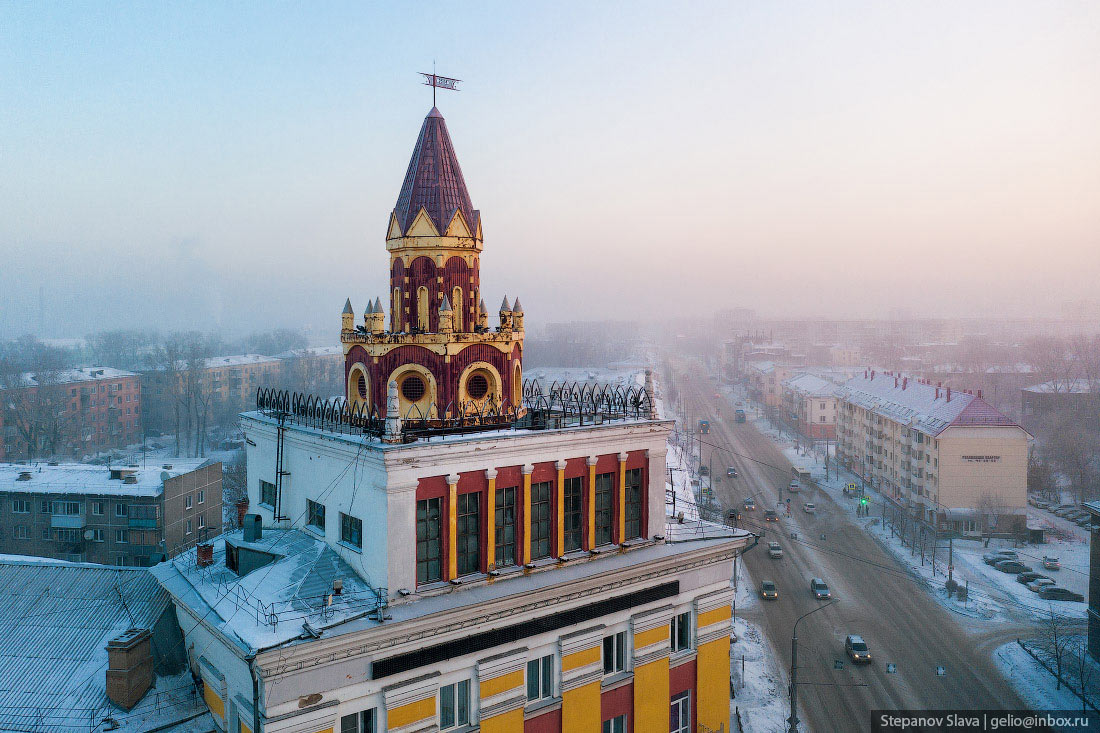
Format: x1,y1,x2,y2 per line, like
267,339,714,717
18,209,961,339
341,106,524,419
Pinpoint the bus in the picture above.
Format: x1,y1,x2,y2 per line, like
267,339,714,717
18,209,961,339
699,420,710,434
734,409,746,423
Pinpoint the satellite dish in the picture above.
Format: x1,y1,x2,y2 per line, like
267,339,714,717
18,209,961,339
160,471,170,482
83,530,95,541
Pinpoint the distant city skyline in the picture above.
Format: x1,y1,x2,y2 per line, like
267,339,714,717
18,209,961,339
2,1,1098,338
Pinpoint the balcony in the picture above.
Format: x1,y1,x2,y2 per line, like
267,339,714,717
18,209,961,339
128,517,158,529
51,514,86,529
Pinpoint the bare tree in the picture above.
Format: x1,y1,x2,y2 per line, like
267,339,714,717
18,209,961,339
1071,637,1095,713
1038,605,1074,690
1024,336,1078,393
975,491,1010,546
1041,413,1100,505
1027,446,1056,501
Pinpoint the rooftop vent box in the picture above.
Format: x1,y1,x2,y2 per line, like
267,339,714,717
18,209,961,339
242,513,262,543
16,471,32,481
122,475,138,485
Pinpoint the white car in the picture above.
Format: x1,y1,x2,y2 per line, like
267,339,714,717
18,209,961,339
788,480,800,493
803,502,815,514
768,542,784,559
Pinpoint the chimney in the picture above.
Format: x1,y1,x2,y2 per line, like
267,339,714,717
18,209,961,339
243,513,262,543
105,629,153,710
977,389,983,399
946,387,951,402
333,578,343,596
894,376,899,388
235,499,249,527
196,543,214,567
935,387,940,399
903,377,908,390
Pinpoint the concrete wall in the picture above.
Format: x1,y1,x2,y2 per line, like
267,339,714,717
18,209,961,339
164,462,223,557
936,426,1028,512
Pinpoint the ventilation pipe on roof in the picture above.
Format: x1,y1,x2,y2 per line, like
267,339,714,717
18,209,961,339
105,629,153,710
946,387,951,402
977,389,983,399
935,387,940,399
903,377,908,390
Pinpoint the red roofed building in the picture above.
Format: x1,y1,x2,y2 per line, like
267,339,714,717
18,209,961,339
836,370,1030,537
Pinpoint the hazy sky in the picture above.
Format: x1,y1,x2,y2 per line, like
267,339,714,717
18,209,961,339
2,1,1098,339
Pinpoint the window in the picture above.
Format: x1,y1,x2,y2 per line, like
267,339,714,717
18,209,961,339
527,654,553,702
456,492,480,576
115,530,129,543
340,709,376,733
52,501,79,515
185,496,192,510
14,525,29,540
495,487,516,567
670,691,691,733
41,500,50,513
92,501,103,515
594,473,614,545
54,528,80,543
307,500,326,531
12,499,29,514
530,481,552,559
439,680,470,730
624,468,643,540
115,503,128,518
417,498,442,583
185,519,192,535
259,480,276,507
116,555,127,566
90,529,104,542
563,476,583,552
671,612,692,652
198,490,205,504
339,512,362,549
198,515,205,529
603,715,627,733
603,631,627,674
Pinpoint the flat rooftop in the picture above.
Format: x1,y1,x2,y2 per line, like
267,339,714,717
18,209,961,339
0,459,214,497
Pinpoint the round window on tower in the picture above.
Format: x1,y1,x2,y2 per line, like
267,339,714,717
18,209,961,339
401,375,426,402
356,373,368,400
467,373,489,400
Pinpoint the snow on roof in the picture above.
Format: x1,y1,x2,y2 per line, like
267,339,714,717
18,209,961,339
9,367,136,388
783,373,840,398
0,460,213,497
838,371,1020,436
152,529,382,652
0,557,211,732
274,346,344,359
203,354,282,369
1023,379,1097,394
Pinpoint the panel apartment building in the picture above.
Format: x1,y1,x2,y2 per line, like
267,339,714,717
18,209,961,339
153,104,750,733
0,459,222,565
836,370,1029,536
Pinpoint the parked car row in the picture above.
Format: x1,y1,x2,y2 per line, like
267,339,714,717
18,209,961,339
982,550,1083,602
1029,497,1094,528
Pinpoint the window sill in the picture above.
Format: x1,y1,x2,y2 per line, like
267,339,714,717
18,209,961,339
337,540,362,554
524,696,562,717
670,649,697,667
303,524,325,539
490,564,523,578
601,671,632,690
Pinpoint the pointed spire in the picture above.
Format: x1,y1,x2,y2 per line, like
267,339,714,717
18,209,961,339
512,298,523,314
364,300,374,315
342,298,354,315
499,296,511,313
479,299,488,314
393,108,480,236
374,296,383,313
439,294,452,312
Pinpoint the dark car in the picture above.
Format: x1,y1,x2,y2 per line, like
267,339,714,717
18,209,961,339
810,577,831,599
845,635,872,663
727,467,739,478
983,551,1018,566
994,560,1032,574
760,581,779,600
764,510,779,522
1016,572,1048,585
1038,587,1084,602
744,497,756,511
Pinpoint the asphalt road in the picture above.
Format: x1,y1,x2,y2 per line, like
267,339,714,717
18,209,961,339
676,368,1028,733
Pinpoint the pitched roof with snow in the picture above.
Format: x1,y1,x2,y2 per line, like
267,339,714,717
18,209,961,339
0,557,210,732
838,371,1021,436
1023,379,1097,394
0,460,213,497
783,373,840,398
393,107,480,237
10,367,136,389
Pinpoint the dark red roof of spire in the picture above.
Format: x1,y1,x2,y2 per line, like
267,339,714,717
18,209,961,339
393,107,479,236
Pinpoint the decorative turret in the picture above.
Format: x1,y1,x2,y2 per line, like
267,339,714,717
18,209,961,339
512,298,524,332
477,299,489,330
370,297,385,335
439,294,453,334
499,296,512,331
363,300,374,330
342,298,354,332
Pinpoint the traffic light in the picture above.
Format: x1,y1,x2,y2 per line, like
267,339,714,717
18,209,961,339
860,496,869,506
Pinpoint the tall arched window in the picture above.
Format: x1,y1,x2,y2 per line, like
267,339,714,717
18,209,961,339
392,288,402,331
452,287,464,332
416,287,429,332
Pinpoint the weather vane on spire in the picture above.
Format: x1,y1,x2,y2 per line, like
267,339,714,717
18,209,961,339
420,64,460,108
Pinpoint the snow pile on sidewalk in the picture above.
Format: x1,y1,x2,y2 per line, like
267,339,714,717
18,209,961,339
730,561,794,733
993,642,1087,712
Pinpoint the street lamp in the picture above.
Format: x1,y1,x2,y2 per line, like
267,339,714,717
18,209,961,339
788,600,837,733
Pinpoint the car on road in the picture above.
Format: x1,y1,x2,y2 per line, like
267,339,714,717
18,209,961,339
1026,578,1056,593
1054,507,1078,518
1038,587,1084,602
788,480,800,493
760,581,779,600
735,408,746,423
1016,572,1049,585
994,560,1032,574
1042,557,1061,571
845,635,872,663
983,551,1018,566
768,542,783,558
744,497,756,511
810,578,831,599
803,502,815,514
699,465,710,476
764,510,779,522
727,467,739,478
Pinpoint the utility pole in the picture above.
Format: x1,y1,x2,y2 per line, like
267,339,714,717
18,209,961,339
789,601,836,733
948,536,954,583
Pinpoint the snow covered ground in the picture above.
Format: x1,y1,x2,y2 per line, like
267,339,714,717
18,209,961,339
993,642,1088,713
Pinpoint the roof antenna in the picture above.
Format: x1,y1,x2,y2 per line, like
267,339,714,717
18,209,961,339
421,66,461,109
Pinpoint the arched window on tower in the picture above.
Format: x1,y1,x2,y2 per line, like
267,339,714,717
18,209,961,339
392,288,402,331
416,286,429,332
452,287,464,332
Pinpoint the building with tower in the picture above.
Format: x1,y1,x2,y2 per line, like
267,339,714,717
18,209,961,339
154,103,750,733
